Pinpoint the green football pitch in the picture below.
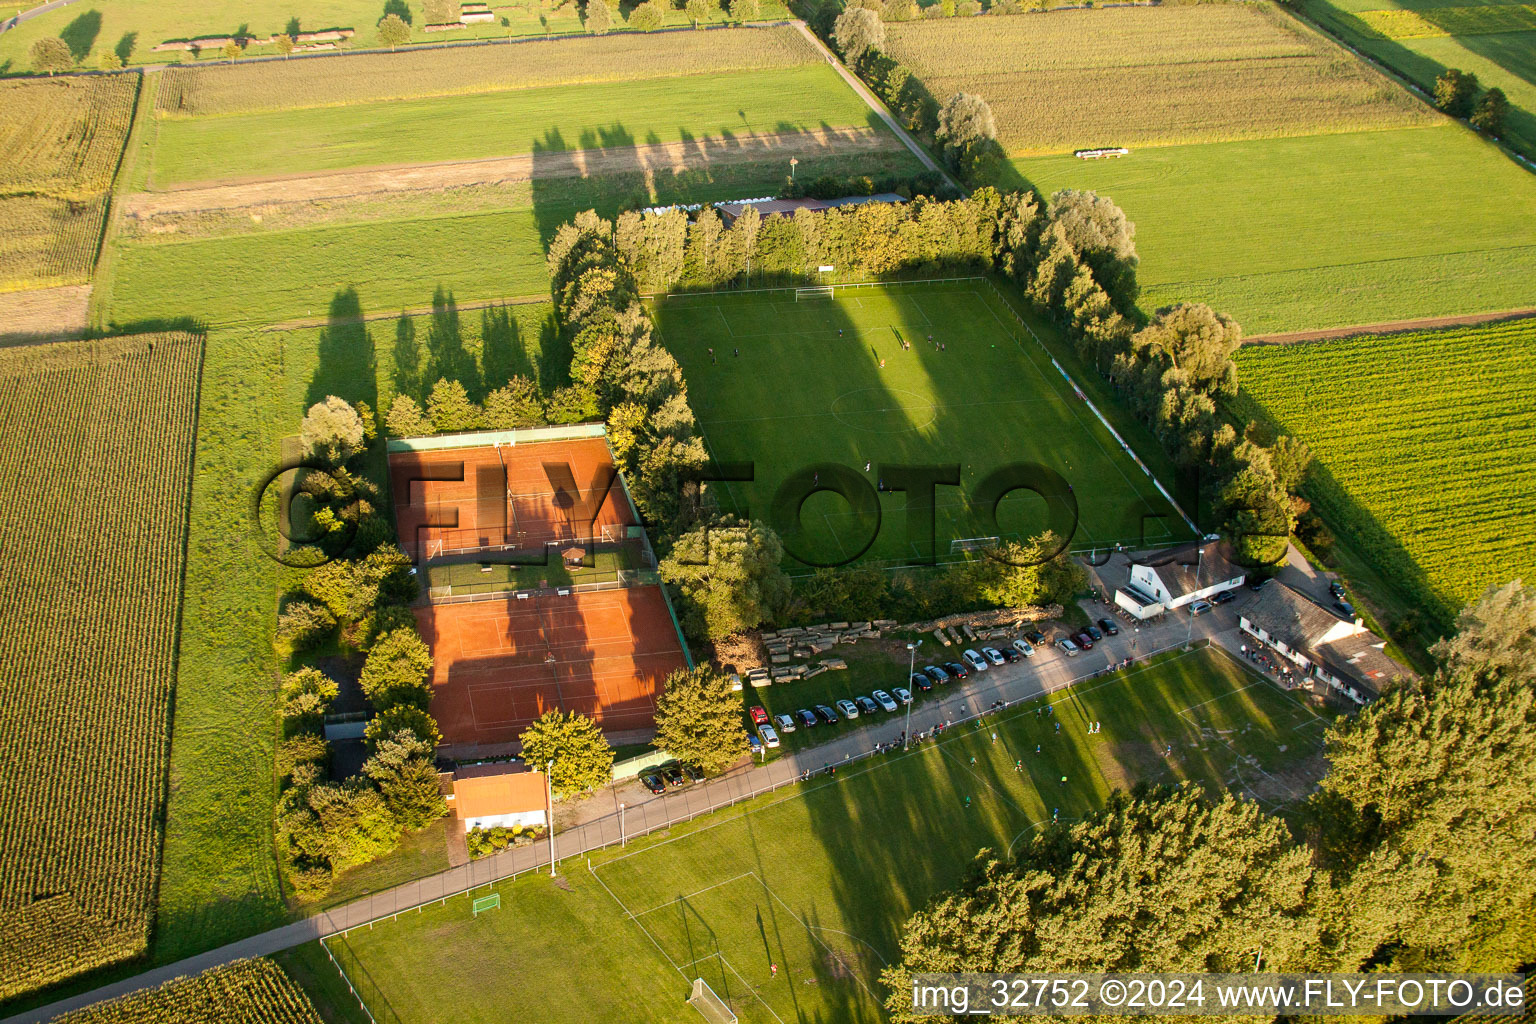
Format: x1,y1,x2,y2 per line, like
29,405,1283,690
652,281,1194,569
333,647,1328,1024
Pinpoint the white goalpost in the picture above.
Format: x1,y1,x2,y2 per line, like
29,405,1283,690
794,285,834,301
688,978,738,1024
949,535,1000,554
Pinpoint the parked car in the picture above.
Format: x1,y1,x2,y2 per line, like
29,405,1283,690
1247,576,1272,592
1025,629,1047,645
1334,600,1356,618
640,771,667,794
1189,599,1212,616
923,665,950,685
1329,581,1347,599
1056,637,1080,656
893,686,913,705
1072,631,1095,650
774,713,796,734
910,672,933,692
1211,589,1237,605
1098,617,1120,636
1012,638,1036,657
855,695,880,715
815,704,840,725
963,649,989,671
660,761,686,787
873,689,899,712
681,763,705,783
747,732,763,754
997,646,1021,663
1084,625,1103,641
757,724,780,749
944,661,970,680
835,698,860,719
981,646,1006,666
796,708,818,729
749,705,769,726
728,672,743,692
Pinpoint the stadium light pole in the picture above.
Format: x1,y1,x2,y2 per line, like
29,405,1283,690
1185,543,1203,648
903,639,922,750
619,802,626,848
546,759,557,877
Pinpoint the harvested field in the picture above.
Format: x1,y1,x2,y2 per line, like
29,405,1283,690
0,332,203,1000
0,284,92,342
884,5,1435,154
0,195,109,291
122,127,898,217
155,25,820,117
419,587,689,750
0,75,139,199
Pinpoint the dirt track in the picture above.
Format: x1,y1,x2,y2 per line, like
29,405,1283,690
0,285,90,343
1246,306,1536,345
122,128,900,217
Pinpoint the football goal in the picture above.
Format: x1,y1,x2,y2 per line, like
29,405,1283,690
688,978,738,1024
794,285,834,301
950,535,1001,554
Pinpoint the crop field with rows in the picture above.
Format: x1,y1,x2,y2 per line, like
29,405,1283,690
1358,4,1536,37
0,195,108,292
0,333,203,1000
0,76,139,198
1235,318,1536,627
154,25,820,117
55,958,324,1024
884,5,1434,155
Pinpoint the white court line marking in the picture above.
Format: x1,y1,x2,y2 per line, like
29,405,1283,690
631,870,759,919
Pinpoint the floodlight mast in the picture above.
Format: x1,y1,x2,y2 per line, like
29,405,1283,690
903,639,922,750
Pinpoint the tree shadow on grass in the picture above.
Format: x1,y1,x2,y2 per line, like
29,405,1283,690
60,9,101,61
306,288,378,415
113,30,137,63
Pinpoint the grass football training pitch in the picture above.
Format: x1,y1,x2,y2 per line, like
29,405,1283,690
654,282,1193,568
333,648,1328,1024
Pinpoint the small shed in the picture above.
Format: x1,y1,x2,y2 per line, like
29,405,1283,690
448,763,548,831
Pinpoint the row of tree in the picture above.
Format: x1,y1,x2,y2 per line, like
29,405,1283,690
384,374,594,437
272,397,447,900
1434,68,1508,138
882,581,1536,1012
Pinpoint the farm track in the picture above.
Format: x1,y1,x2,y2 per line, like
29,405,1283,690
122,127,899,216
1245,306,1536,344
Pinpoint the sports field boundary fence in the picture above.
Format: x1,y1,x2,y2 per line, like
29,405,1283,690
318,636,1207,1019
643,275,987,301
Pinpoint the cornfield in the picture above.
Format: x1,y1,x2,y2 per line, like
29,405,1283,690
0,333,204,1001
0,75,136,288
0,195,108,292
53,958,325,1023
884,6,1435,154
0,76,138,200
1235,318,1536,626
1358,4,1536,38
156,25,820,117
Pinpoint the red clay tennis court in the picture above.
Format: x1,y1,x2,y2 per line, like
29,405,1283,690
389,434,632,561
418,585,688,751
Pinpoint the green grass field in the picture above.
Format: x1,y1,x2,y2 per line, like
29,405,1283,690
1011,124,1536,334
147,65,879,186
655,282,1194,568
1235,317,1536,629
1297,0,1536,160
334,648,1327,1024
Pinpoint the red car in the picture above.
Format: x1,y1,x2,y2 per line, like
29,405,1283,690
749,706,770,726
1072,631,1095,650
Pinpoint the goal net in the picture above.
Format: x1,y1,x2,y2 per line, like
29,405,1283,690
688,978,738,1024
794,285,834,301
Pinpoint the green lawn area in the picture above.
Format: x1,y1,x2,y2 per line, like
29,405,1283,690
0,0,791,70
334,647,1327,1024
654,282,1194,568
1234,316,1536,632
1296,0,1536,161
148,65,878,186
1009,124,1536,335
